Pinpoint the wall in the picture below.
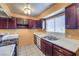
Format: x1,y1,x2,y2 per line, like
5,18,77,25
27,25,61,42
38,3,71,19
0,29,45,47
66,29,79,40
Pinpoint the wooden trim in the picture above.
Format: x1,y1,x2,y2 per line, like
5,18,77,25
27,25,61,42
38,3,71,19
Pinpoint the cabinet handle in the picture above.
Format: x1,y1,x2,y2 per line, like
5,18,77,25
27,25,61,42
67,25,69,27
59,49,62,52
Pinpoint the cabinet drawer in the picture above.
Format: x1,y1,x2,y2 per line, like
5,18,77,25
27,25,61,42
41,40,46,54
41,39,53,56
53,50,64,56
53,45,75,56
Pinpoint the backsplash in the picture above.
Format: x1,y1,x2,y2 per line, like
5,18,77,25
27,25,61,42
66,29,79,40
0,29,18,34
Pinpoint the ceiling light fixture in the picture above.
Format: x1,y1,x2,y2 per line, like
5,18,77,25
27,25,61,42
24,4,32,15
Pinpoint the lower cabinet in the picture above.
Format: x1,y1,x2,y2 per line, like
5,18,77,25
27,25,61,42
53,50,64,56
41,39,53,56
41,39,76,56
53,44,75,56
41,40,46,54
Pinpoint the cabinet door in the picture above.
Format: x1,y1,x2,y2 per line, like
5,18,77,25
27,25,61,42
45,41,53,56
41,39,53,56
53,50,64,56
77,6,79,28
35,20,42,28
75,3,79,28
28,20,42,28
28,19,34,28
0,18,7,29
65,4,77,29
8,18,16,29
41,39,46,54
53,44,75,56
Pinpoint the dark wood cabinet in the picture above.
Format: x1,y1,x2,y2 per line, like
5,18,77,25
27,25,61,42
76,4,79,28
0,17,7,29
0,17,42,29
0,17,16,29
8,17,16,29
41,39,46,54
35,20,42,28
53,44,75,56
40,39,75,56
45,40,53,56
41,39,53,56
28,19,42,29
53,49,64,56
65,3,79,29
65,4,77,29
28,19,35,28
77,8,79,28
16,18,29,29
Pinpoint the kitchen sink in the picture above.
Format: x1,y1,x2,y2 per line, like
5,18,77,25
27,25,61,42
43,36,58,41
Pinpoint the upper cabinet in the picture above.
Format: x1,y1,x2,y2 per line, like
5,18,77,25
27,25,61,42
35,20,42,28
8,17,16,29
0,17,16,29
0,17,42,29
65,4,79,29
16,18,29,29
76,4,79,28
0,17,7,29
28,19,42,29
28,19,35,28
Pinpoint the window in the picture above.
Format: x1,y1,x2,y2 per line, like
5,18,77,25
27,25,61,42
46,18,55,32
55,15,65,33
46,14,65,33
42,20,45,30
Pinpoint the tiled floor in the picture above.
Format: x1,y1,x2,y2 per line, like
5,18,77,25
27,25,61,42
17,44,45,56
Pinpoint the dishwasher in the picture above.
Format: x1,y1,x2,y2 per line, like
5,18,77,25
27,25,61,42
36,36,41,49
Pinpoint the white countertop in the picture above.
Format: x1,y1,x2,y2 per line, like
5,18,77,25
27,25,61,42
2,34,19,40
0,44,16,56
34,32,79,53
34,32,48,38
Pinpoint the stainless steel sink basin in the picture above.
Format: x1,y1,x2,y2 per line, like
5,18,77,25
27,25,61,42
43,36,58,40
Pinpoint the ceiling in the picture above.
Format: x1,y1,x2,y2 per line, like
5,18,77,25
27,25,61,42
7,3,53,16
0,3,71,20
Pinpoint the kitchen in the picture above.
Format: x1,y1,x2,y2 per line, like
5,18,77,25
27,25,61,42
0,3,79,56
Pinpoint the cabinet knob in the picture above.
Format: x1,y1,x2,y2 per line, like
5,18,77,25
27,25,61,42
59,49,62,52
